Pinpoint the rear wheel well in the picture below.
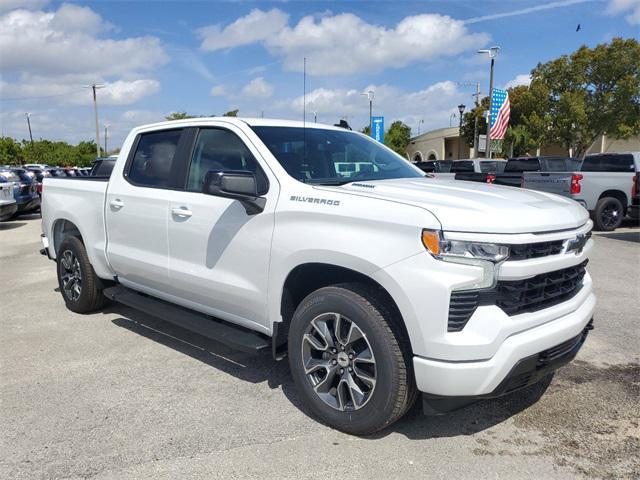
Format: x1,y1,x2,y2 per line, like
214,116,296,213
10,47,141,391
274,263,410,359
52,219,83,256
598,190,628,214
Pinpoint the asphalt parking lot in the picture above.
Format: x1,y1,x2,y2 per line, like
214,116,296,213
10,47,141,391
1,217,639,480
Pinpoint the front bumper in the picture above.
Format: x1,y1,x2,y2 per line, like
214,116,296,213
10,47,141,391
413,290,595,397
422,319,593,414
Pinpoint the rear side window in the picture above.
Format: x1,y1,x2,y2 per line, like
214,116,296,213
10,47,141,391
129,129,182,187
543,158,571,171
450,161,474,173
186,128,268,194
581,154,635,172
479,161,505,173
436,161,453,172
505,158,540,172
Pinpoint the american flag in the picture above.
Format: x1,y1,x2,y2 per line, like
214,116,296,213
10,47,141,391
489,88,510,140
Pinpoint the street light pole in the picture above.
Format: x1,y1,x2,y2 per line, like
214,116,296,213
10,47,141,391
418,119,424,136
25,112,34,146
84,83,105,158
457,104,466,159
361,90,374,134
477,46,500,159
104,123,110,154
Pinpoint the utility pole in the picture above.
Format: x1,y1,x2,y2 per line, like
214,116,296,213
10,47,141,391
104,123,110,155
313,111,317,123
25,112,34,146
84,83,105,158
418,119,424,136
477,46,500,159
361,90,374,134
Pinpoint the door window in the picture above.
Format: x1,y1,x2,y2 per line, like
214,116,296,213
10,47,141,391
128,129,183,187
581,154,635,172
186,128,268,194
450,161,474,173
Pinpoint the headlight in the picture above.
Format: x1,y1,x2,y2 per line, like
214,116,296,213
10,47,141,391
422,229,509,289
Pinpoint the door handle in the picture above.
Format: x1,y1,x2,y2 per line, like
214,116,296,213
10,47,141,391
171,207,193,218
110,199,124,209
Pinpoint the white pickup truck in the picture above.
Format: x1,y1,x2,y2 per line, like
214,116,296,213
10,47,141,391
522,152,640,231
41,118,596,434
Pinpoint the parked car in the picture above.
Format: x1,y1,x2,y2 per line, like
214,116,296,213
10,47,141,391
451,159,507,183
24,163,49,169
0,182,17,221
26,167,51,197
41,118,595,435
2,168,40,214
90,157,117,177
494,156,581,187
522,152,640,231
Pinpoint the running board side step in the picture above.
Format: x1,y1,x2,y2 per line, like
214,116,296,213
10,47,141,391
103,286,269,353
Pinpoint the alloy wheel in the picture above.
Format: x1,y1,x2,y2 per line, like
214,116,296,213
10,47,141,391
301,312,376,411
601,203,620,228
60,250,82,301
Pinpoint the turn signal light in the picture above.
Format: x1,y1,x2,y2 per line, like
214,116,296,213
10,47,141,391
421,230,442,256
570,174,583,195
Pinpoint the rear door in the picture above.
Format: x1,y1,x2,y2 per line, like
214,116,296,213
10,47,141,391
105,127,191,293
165,124,279,331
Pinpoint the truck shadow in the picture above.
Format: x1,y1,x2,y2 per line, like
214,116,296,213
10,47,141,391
0,221,27,231
108,303,549,440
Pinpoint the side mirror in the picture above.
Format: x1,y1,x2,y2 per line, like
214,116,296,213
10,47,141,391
203,170,266,215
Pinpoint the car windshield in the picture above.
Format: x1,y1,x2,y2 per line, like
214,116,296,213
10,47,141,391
251,126,423,185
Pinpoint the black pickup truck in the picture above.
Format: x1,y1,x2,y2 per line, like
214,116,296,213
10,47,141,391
493,156,582,187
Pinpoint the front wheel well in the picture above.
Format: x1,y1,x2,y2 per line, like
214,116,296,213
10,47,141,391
274,263,410,359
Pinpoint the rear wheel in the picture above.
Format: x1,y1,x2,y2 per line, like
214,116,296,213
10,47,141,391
288,283,416,435
593,196,623,231
56,236,105,313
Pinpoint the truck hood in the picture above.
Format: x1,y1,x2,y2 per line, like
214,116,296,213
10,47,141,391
328,178,589,234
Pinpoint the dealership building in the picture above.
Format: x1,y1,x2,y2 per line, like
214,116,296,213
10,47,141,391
406,127,640,161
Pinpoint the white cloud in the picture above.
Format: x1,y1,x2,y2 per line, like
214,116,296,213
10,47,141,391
0,76,160,105
0,0,49,13
241,77,274,99
287,81,464,133
198,8,289,51
199,9,489,76
0,4,168,77
210,85,226,96
607,0,640,24
504,74,531,89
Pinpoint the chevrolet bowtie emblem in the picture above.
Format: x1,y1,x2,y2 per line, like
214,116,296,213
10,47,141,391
565,234,587,254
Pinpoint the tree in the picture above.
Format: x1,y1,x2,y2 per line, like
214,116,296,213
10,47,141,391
384,121,411,156
165,112,195,121
527,37,640,158
0,137,23,164
222,109,239,117
360,125,371,136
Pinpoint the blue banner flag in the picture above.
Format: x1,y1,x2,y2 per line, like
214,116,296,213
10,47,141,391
372,116,384,143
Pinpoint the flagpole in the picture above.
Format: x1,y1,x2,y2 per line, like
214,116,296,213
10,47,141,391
487,56,495,159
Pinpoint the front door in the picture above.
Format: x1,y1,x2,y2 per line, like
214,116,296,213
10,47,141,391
166,125,278,332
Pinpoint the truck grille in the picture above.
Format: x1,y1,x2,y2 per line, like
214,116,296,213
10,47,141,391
447,261,588,332
506,232,591,261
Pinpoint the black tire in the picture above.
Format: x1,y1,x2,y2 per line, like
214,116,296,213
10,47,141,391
593,196,624,231
288,283,416,435
56,236,105,313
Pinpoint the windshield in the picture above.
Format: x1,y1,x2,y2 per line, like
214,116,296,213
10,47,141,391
251,126,423,185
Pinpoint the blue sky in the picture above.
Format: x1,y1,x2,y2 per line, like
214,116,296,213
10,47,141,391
1,0,638,148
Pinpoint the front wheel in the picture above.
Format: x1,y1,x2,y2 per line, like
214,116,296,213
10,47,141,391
56,236,105,313
288,283,416,435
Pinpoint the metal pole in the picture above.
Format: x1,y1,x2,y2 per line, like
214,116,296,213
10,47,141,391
369,98,372,135
458,114,463,159
314,111,317,123
104,124,109,154
92,85,101,158
473,82,480,155
25,113,34,145
487,58,495,159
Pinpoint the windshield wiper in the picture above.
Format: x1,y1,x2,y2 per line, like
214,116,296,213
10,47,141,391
313,180,354,186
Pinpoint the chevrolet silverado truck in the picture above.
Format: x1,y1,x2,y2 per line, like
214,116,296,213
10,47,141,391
41,118,596,434
493,156,581,188
522,152,640,231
